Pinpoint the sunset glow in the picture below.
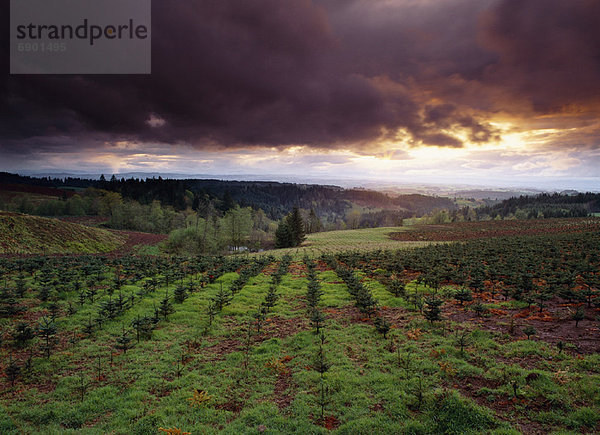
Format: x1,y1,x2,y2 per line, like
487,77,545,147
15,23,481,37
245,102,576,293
2,0,599,190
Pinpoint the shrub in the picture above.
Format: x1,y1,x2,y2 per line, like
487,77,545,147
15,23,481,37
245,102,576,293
568,407,600,430
428,391,496,434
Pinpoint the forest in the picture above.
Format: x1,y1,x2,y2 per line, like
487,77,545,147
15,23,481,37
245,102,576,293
1,172,599,256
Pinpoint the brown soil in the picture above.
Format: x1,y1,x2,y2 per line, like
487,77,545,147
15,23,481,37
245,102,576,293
107,230,167,255
201,315,310,361
444,294,600,354
273,364,295,409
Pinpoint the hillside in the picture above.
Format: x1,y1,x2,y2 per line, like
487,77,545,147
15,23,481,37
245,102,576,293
0,212,125,254
260,226,429,258
478,192,600,219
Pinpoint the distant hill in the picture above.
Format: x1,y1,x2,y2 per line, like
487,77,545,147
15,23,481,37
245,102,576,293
478,192,600,219
0,172,456,219
453,189,543,201
0,212,125,254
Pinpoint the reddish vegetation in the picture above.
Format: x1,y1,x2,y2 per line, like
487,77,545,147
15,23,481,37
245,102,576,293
107,230,167,255
273,356,295,409
59,216,109,226
288,262,308,278
389,218,600,242
261,262,279,276
315,415,340,430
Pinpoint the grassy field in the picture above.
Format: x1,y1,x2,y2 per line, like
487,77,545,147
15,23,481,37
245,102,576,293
264,227,429,258
1,241,599,434
0,212,125,254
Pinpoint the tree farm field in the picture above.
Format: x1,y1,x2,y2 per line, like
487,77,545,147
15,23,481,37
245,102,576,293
1,224,600,434
262,226,429,259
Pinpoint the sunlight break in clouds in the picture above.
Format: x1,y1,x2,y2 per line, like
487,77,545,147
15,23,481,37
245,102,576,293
1,0,599,189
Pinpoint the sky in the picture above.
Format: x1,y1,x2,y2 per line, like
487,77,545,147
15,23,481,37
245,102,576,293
2,0,600,190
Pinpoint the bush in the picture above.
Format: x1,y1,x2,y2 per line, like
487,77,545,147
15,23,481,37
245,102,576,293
568,407,600,430
428,392,496,434
131,414,160,435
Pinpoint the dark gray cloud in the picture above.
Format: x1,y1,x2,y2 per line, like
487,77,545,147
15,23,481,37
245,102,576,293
1,0,599,155
480,0,600,113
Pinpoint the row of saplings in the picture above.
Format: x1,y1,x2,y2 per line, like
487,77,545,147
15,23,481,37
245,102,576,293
333,245,595,335
303,257,335,424
202,256,274,333
299,257,443,424
0,259,240,388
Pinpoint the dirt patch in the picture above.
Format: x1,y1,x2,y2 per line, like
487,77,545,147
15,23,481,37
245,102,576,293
444,296,600,354
262,316,310,340
448,377,551,435
316,260,330,272
202,316,310,361
273,364,295,409
288,262,308,278
323,305,412,329
216,399,244,413
388,218,600,242
261,262,279,276
313,414,340,430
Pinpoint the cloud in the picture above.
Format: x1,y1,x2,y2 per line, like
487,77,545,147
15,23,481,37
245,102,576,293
479,0,600,114
0,0,599,167
146,114,166,128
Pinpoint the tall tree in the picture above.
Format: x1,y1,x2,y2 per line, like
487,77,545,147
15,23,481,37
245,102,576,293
275,207,306,248
274,219,292,248
306,208,323,233
288,207,306,246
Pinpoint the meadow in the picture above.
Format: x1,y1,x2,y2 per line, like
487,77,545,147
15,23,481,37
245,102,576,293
260,226,429,259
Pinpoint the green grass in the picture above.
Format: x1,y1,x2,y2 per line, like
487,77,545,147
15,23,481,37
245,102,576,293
1,258,599,434
262,227,429,259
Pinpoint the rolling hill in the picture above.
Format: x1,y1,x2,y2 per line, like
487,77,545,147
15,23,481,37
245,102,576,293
0,212,125,254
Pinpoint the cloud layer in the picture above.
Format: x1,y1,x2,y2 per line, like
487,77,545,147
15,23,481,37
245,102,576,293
1,0,600,179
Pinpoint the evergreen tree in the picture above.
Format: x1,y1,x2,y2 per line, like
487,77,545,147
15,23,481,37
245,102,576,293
0,288,23,317
288,207,306,246
174,284,187,303
5,354,20,386
221,190,236,212
158,289,175,320
454,288,473,305
423,297,443,324
274,219,292,248
374,316,391,339
115,323,133,354
15,274,27,298
274,207,306,248
13,322,35,347
37,316,57,358
572,306,585,327
310,308,326,334
306,208,323,234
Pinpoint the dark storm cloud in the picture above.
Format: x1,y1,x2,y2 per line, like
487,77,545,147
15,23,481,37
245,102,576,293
480,0,600,114
1,0,598,154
